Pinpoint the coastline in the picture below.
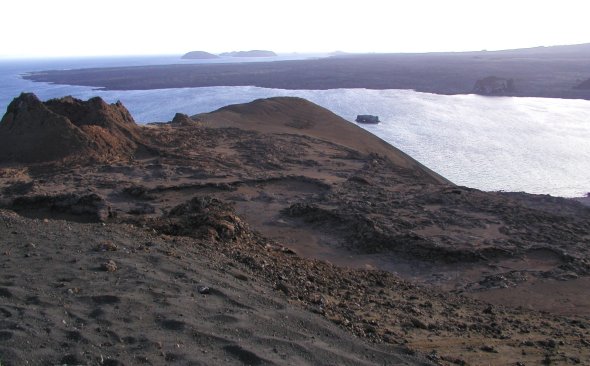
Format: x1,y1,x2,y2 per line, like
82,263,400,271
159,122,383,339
23,52,590,100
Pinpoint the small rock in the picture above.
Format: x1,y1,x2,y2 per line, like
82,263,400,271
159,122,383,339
275,282,290,295
95,241,118,252
483,305,495,315
427,351,440,361
281,247,297,255
538,339,558,349
232,272,248,281
480,345,498,353
521,340,535,347
309,305,325,315
410,317,428,330
101,260,118,272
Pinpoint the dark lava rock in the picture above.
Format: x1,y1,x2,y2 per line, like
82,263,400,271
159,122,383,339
150,196,250,241
11,193,111,222
2,181,35,195
122,185,154,200
480,345,498,353
101,260,118,272
128,203,156,215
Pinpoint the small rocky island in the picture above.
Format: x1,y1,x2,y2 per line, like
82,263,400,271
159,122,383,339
355,114,380,124
181,51,220,59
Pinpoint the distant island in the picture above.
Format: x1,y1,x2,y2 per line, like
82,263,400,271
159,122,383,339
24,43,590,100
181,51,220,59
219,50,277,57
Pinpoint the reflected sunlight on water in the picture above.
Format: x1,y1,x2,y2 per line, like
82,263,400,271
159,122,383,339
1,58,589,197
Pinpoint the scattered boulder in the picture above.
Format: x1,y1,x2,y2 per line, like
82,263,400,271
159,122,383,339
480,345,498,353
95,241,118,252
472,76,515,95
101,260,118,272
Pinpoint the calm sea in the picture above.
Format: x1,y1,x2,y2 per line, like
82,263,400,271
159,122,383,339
1,56,589,197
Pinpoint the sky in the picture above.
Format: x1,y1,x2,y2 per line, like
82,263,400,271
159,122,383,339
1,0,589,58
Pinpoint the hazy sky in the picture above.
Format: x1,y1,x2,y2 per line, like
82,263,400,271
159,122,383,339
2,0,589,58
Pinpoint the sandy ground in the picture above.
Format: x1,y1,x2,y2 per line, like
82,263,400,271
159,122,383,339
0,210,429,366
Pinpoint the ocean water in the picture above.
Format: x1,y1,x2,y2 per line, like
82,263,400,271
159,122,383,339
0,57,589,197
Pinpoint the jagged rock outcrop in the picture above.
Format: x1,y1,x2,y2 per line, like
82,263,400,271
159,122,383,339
472,76,515,95
0,93,144,163
171,112,194,126
181,51,220,59
149,196,251,241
